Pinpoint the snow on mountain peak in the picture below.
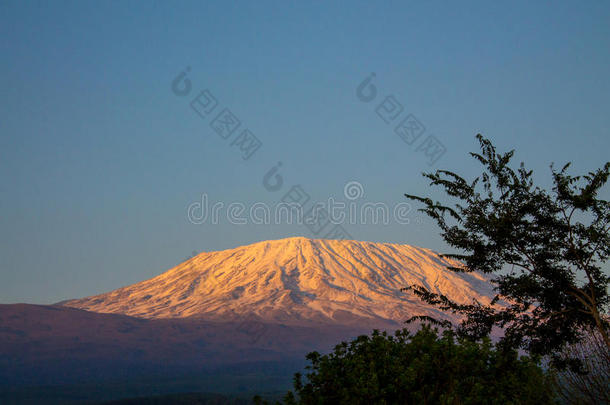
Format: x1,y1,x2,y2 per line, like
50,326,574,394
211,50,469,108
61,237,495,326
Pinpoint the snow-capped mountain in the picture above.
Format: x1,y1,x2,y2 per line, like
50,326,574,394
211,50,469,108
61,237,495,326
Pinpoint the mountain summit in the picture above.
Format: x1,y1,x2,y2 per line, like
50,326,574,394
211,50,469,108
61,237,495,325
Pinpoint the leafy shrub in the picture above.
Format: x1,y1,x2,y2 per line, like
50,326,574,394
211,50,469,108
258,325,556,405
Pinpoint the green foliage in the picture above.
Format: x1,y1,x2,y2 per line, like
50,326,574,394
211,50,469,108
264,325,554,405
404,135,610,367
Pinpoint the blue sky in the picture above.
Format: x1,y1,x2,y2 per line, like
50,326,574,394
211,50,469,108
1,1,609,304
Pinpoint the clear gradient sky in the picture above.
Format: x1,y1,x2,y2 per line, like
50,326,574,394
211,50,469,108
1,1,609,304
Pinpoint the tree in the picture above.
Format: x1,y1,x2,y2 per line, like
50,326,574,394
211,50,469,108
268,325,554,405
551,325,610,404
403,135,610,367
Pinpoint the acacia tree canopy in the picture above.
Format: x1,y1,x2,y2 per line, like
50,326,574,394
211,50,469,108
404,135,610,367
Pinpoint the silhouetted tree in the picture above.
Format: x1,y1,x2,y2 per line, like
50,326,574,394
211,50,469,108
551,325,610,404
404,135,609,368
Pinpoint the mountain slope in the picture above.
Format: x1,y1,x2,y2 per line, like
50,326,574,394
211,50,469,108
0,303,365,397
61,237,495,325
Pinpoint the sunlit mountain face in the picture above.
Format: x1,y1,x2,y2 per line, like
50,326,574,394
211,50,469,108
60,237,495,326
1,237,499,401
